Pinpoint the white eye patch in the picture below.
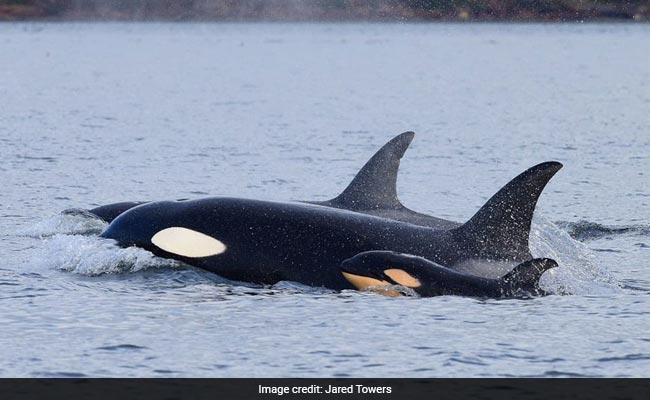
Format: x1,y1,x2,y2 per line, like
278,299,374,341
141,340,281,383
151,227,227,258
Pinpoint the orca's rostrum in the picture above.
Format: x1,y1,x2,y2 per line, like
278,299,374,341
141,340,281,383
98,132,563,298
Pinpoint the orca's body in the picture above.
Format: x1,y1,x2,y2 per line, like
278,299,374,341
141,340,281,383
99,164,562,297
340,251,557,297
79,132,564,297
102,197,455,289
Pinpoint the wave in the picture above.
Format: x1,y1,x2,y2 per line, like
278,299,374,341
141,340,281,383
556,220,650,242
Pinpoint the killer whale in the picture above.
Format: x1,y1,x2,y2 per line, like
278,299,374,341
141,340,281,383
340,251,558,297
66,132,459,228
307,131,460,230
99,156,563,297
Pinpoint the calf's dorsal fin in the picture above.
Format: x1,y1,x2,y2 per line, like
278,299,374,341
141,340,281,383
500,258,558,294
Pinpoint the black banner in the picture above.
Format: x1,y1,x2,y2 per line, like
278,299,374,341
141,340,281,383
2,379,648,400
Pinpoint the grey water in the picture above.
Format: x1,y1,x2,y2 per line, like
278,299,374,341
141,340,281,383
1,22,650,377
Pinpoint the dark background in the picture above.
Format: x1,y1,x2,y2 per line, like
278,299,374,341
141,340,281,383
1,0,649,22
3,379,650,400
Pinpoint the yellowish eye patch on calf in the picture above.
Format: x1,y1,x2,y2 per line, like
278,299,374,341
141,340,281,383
383,269,421,288
151,227,227,258
340,271,401,297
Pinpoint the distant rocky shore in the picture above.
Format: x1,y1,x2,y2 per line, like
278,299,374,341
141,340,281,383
1,1,649,22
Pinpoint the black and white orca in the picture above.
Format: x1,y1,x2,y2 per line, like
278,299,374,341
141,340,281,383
340,251,557,297
94,133,563,298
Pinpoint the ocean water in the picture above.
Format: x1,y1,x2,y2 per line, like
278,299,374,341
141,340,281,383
1,22,650,377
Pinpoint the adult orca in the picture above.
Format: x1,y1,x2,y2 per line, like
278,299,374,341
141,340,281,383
65,132,458,228
99,156,563,297
306,131,460,230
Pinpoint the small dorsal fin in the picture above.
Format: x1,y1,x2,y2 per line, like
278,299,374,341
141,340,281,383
500,258,558,293
452,161,563,261
325,131,414,211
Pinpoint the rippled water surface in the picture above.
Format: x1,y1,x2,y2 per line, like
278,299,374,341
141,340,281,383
1,22,650,377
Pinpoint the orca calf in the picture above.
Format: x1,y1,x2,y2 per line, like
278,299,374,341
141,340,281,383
340,251,558,297
98,135,563,297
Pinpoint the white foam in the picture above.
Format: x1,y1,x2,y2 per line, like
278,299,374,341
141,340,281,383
20,212,107,238
32,234,183,276
530,215,619,295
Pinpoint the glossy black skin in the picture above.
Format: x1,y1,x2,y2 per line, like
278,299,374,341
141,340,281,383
85,199,461,229
81,198,457,228
101,197,473,290
87,199,462,229
340,251,557,298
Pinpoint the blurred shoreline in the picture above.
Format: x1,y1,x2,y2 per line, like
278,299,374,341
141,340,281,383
1,1,649,22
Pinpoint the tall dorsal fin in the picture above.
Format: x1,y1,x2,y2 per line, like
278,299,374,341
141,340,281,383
326,131,414,210
452,161,563,261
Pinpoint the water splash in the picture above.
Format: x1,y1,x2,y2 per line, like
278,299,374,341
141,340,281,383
31,234,182,276
271,280,336,295
21,211,184,276
20,211,107,238
530,215,619,295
